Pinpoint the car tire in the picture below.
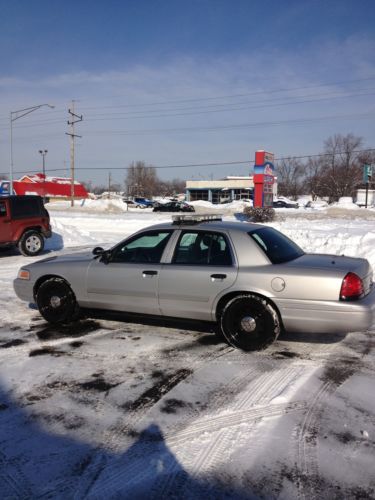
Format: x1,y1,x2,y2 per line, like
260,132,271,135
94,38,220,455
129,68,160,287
36,278,79,324
220,294,280,351
18,230,44,256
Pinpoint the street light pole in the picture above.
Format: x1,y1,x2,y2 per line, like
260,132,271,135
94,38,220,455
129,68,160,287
38,149,48,199
10,103,54,193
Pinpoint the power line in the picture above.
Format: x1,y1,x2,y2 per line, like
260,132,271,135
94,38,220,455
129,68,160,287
1,76,375,125
12,148,375,175
2,110,374,144
76,76,375,110
80,111,375,136
2,86,375,130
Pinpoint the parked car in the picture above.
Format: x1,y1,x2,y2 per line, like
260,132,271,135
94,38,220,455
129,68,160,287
123,199,142,208
273,200,299,208
14,214,375,351
305,200,329,209
153,201,195,212
0,195,51,256
134,197,154,208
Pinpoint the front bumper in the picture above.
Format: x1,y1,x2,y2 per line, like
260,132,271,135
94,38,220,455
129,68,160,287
13,278,35,303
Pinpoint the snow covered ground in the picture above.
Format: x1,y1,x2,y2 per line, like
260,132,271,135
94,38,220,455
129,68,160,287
0,200,374,498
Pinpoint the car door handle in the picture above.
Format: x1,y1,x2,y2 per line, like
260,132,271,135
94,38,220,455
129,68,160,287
210,273,227,281
142,270,158,278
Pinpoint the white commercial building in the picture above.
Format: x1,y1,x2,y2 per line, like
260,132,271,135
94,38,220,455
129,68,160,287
186,176,277,204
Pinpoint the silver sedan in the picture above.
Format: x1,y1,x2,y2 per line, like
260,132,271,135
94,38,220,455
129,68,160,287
14,214,375,351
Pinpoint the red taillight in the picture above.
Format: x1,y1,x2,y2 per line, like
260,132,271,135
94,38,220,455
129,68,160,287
340,272,364,301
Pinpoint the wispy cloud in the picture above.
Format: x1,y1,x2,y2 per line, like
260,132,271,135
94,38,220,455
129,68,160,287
0,35,374,184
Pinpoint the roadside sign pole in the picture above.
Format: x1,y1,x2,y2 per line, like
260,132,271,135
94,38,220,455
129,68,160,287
363,165,373,209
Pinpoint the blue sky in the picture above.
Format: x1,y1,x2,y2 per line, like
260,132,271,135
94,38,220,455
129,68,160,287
0,0,375,186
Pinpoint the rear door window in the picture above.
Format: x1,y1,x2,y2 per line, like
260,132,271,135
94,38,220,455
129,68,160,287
249,227,304,264
173,231,233,266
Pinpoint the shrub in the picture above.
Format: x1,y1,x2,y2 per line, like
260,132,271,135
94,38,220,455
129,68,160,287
243,206,275,223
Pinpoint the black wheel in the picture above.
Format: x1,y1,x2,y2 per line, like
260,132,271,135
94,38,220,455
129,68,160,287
220,294,280,351
18,231,44,256
36,278,79,324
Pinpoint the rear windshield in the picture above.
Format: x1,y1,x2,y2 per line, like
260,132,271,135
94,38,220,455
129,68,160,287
248,227,304,264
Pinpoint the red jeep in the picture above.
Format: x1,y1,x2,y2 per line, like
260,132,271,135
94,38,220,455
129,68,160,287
0,195,52,256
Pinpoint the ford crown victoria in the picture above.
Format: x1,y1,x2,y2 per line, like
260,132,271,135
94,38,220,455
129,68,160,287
14,214,375,350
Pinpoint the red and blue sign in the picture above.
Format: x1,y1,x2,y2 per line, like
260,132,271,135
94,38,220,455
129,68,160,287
253,150,275,207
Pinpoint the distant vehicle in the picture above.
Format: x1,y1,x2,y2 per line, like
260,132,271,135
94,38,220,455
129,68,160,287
0,195,51,256
123,199,142,208
14,214,375,351
305,200,329,209
134,197,154,208
153,201,195,212
273,200,299,208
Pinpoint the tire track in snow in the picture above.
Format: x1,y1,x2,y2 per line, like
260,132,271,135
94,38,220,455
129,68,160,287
0,449,34,499
74,344,233,498
292,331,372,500
151,364,307,497
166,401,307,446
295,380,334,500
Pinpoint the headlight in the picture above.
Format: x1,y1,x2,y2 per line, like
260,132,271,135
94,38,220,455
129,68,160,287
18,269,30,280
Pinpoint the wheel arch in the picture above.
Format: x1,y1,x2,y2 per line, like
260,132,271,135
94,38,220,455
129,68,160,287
33,274,73,301
215,290,284,330
16,226,44,243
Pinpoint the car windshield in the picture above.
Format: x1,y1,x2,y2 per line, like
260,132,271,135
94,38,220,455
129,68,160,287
248,227,304,264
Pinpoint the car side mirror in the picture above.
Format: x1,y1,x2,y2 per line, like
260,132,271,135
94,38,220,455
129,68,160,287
93,247,111,264
92,246,104,256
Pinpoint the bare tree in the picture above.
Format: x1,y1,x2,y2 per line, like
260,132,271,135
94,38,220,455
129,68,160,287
125,161,159,197
304,156,325,200
91,184,107,195
275,157,305,198
317,134,363,201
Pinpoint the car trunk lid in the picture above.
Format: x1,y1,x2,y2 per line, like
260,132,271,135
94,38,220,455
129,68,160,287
286,253,373,296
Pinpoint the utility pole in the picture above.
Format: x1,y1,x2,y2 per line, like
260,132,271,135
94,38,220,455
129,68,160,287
38,149,48,200
66,101,83,207
108,172,111,199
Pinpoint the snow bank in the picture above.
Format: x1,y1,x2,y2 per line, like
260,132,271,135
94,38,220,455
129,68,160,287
330,197,360,210
47,199,129,213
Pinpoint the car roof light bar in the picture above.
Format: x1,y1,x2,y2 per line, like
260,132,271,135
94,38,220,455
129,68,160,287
172,214,223,225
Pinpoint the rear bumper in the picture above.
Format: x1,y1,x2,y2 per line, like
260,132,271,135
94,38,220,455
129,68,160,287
275,285,375,333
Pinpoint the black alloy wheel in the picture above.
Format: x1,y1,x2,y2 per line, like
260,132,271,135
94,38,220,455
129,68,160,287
221,294,280,351
36,278,79,324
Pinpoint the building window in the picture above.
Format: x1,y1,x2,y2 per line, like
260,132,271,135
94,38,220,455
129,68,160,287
189,190,209,201
233,189,253,200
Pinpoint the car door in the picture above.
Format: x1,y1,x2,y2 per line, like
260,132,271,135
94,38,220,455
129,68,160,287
0,200,13,243
86,230,173,315
158,230,238,321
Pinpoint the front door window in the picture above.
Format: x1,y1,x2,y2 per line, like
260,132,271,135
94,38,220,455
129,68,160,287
111,231,172,263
